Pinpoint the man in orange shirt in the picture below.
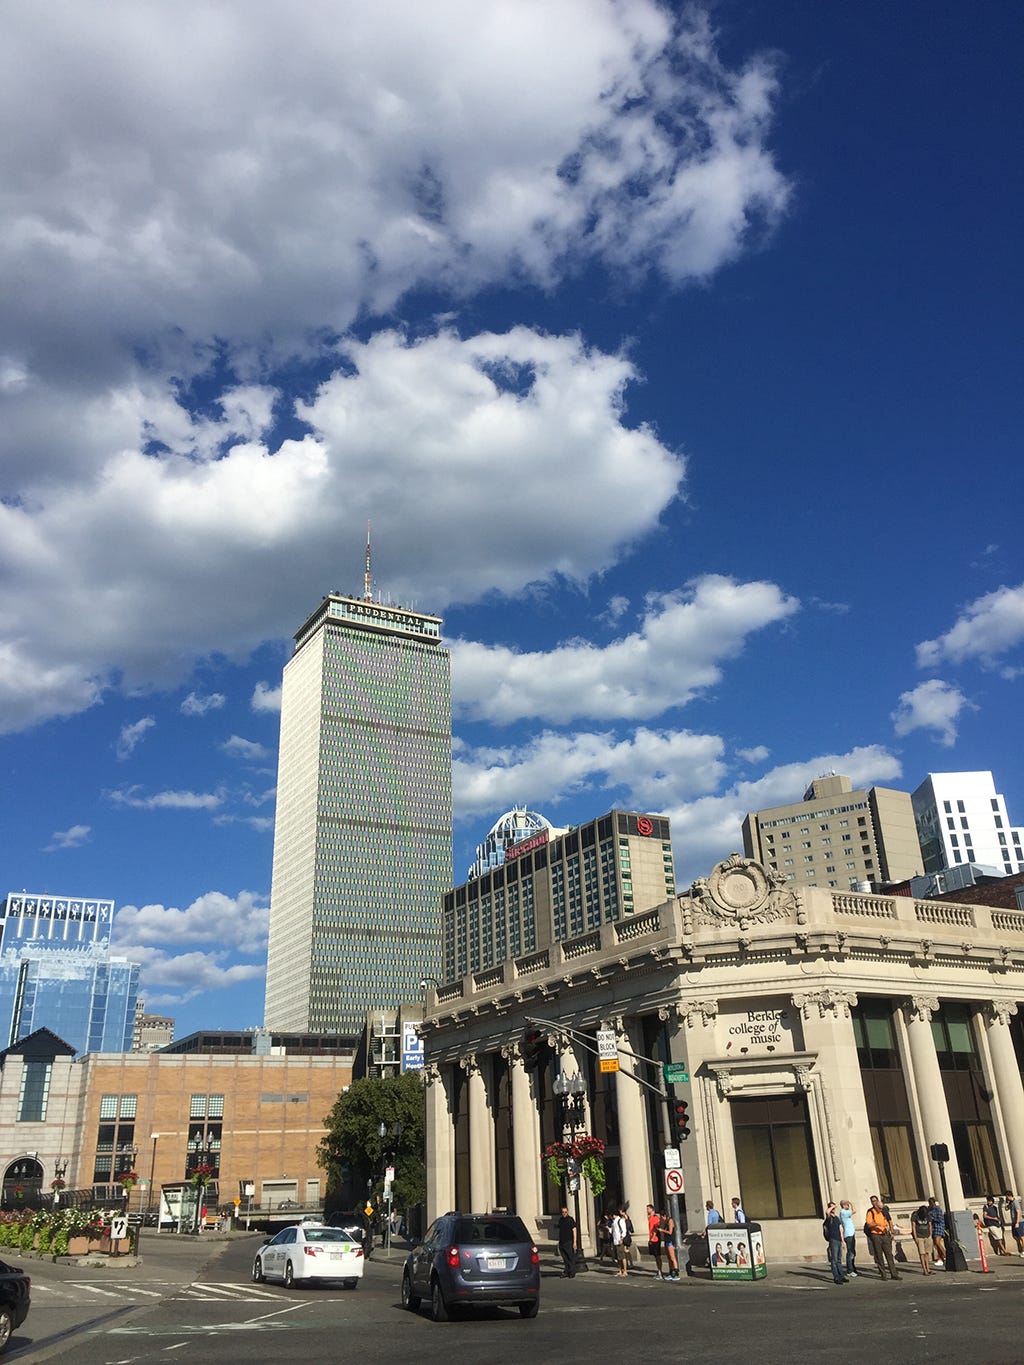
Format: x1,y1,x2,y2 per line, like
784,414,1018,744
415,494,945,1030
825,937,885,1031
865,1195,901,1280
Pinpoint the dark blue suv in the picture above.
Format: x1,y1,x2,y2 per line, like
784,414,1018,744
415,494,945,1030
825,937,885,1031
401,1212,540,1320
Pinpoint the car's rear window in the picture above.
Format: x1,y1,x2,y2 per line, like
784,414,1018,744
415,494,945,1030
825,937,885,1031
304,1228,354,1243
453,1218,528,1244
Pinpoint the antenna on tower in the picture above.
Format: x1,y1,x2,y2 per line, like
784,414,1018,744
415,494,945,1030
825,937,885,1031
364,520,373,601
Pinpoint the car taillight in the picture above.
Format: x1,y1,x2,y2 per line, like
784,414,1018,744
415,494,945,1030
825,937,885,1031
354,1247,363,1258
303,1246,320,1257
447,1245,460,1268
530,1245,540,1266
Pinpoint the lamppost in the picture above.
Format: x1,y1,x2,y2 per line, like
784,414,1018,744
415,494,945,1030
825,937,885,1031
553,1071,588,1271
189,1130,215,1234
148,1134,163,1232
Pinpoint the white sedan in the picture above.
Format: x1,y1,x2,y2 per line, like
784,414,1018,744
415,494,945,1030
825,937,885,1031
253,1223,364,1288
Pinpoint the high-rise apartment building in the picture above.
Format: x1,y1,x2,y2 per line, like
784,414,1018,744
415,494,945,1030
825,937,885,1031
264,552,452,1036
442,809,675,983
741,774,922,890
0,892,139,1054
912,771,1024,877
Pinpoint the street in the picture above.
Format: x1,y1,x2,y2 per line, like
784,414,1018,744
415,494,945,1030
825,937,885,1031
10,1233,1024,1364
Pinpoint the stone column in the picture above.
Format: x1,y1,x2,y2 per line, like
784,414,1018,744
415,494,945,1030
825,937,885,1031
902,997,964,1207
425,1064,454,1221
681,1000,721,1222
464,1053,495,1214
614,1017,652,1221
982,1002,1024,1192
504,1042,542,1235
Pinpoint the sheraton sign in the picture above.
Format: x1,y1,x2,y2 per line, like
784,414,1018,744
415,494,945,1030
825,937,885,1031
505,829,550,862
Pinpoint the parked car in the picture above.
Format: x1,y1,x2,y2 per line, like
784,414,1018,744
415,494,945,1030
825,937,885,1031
402,1212,539,1321
0,1258,31,1354
252,1224,363,1289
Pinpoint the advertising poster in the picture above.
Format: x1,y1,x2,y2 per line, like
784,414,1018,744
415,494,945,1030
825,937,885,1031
708,1224,766,1280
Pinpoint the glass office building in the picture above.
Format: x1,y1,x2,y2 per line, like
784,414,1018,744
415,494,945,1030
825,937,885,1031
0,893,139,1054
264,586,452,1035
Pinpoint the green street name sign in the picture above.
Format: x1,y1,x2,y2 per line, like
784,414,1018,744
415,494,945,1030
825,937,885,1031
663,1063,690,1084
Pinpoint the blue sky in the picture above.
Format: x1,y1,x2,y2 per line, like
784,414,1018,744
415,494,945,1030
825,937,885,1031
1,1,1020,1037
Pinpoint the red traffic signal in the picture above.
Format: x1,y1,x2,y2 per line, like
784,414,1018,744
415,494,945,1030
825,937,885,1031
673,1098,691,1141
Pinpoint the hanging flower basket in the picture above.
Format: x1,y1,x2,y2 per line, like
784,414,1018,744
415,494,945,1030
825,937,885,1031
541,1136,607,1196
190,1163,216,1187
50,1177,66,1191
120,1170,140,1191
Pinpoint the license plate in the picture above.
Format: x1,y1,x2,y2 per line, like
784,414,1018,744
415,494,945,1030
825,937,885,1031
485,1257,509,1270
328,1250,345,1259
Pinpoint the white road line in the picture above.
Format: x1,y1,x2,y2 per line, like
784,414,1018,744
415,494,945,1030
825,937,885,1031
67,1282,125,1297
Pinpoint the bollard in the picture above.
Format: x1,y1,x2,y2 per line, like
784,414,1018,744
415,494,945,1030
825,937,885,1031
976,1224,991,1273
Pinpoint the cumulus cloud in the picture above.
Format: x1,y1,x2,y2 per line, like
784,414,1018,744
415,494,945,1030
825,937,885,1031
736,745,770,764
451,575,799,724
892,679,973,746
116,716,156,760
117,944,267,1006
181,691,226,716
43,824,91,851
107,786,222,811
251,683,282,713
916,584,1024,673
113,890,269,954
221,735,271,761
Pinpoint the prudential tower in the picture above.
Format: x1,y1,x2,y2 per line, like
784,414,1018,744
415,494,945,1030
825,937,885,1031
264,534,452,1035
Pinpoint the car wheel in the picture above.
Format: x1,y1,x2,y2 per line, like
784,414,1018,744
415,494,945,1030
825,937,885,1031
518,1300,539,1319
252,1257,265,1284
430,1279,449,1322
0,1307,12,1353
284,1261,295,1288
344,1279,358,1290
401,1271,421,1312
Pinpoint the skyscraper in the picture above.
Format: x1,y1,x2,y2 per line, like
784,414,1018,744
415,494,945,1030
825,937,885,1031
264,542,452,1035
912,771,1024,876
0,892,139,1054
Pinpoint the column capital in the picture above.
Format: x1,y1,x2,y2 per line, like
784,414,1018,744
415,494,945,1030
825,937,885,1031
500,1041,522,1063
791,989,858,1020
906,995,940,1023
683,1000,719,1029
459,1052,481,1075
986,1000,1019,1028
423,1063,442,1085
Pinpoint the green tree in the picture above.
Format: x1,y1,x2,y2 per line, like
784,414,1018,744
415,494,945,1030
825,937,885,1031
318,1071,426,1209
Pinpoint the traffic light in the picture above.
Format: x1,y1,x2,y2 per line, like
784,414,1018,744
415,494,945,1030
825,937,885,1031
672,1096,691,1141
521,1028,545,1073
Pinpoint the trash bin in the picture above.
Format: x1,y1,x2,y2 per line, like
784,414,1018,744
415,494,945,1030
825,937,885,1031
709,1222,765,1281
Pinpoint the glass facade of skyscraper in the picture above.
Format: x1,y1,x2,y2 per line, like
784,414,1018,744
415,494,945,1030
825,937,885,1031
264,590,452,1036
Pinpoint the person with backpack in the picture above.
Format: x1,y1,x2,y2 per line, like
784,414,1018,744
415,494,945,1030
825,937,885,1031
1003,1190,1023,1256
646,1203,664,1279
865,1194,901,1280
910,1205,935,1274
822,1202,848,1284
926,1197,946,1268
982,1194,1009,1255
611,1206,630,1277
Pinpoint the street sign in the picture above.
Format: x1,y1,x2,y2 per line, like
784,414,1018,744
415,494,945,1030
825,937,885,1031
663,1062,690,1084
110,1215,129,1241
597,1028,619,1073
665,1169,684,1195
663,1146,680,1169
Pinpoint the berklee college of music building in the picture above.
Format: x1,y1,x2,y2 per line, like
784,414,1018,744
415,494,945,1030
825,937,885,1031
422,828,1024,1259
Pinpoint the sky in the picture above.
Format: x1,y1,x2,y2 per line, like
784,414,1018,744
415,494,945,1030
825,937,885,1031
1,0,1021,1038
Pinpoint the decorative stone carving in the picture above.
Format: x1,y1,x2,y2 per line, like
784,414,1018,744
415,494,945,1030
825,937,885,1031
689,853,802,930
684,1000,719,1029
500,1041,521,1063
794,1064,814,1092
987,1000,1018,1027
712,1068,734,1097
423,1063,441,1086
791,989,857,1020
459,1053,480,1075
907,995,940,1023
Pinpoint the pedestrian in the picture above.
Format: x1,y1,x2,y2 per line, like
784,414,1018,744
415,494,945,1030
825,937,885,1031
822,1202,848,1284
611,1206,630,1277
865,1194,901,1280
557,1204,578,1278
910,1204,935,1274
596,1209,613,1263
982,1194,1009,1254
1003,1190,1023,1256
705,1199,722,1225
839,1199,858,1277
730,1196,747,1223
926,1197,946,1267
646,1203,664,1279
661,1208,679,1280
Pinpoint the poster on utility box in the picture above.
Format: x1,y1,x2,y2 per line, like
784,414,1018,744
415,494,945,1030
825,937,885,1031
708,1225,766,1280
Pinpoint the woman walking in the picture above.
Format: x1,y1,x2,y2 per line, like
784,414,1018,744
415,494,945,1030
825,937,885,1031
646,1204,664,1279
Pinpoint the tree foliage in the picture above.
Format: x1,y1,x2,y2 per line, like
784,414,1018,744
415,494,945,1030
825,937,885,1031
318,1071,426,1209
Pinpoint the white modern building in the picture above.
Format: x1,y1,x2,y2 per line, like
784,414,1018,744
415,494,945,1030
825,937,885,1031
264,549,452,1036
912,772,1024,878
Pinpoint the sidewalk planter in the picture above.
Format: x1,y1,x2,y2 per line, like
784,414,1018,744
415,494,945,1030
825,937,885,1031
66,1236,92,1256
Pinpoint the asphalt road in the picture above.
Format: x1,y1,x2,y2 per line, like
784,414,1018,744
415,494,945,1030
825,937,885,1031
9,1234,1024,1365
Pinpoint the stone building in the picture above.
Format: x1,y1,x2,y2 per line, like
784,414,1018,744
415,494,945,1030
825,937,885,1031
422,853,1024,1259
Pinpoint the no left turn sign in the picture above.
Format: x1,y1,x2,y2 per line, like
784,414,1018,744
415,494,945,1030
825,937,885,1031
665,1168,684,1195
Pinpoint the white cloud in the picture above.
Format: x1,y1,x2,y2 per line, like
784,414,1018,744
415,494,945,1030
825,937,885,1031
451,575,799,724
221,735,270,761
117,944,266,1006
892,679,973,747
113,890,269,954
916,584,1024,672
107,786,222,811
251,683,282,713
181,691,226,716
736,745,770,764
116,715,156,760
43,824,91,851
